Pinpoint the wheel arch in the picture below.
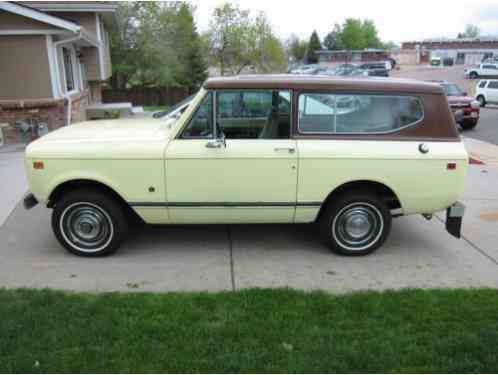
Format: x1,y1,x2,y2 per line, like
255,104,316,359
315,180,402,221
48,179,129,210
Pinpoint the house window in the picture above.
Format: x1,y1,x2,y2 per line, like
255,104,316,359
62,47,75,92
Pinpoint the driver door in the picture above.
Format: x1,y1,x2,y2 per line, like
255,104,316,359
164,90,298,223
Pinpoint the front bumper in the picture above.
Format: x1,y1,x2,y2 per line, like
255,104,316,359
446,201,465,238
23,193,38,210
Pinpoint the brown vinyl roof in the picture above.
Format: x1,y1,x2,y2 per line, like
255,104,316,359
204,75,444,94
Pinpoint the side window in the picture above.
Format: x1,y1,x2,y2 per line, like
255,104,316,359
180,93,213,139
298,94,335,132
216,90,291,139
488,81,498,89
479,81,488,88
298,93,424,134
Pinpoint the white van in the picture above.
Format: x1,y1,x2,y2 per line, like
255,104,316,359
475,80,498,107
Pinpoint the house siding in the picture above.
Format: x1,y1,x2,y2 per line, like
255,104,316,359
0,10,60,30
0,35,52,100
81,46,100,81
47,12,98,40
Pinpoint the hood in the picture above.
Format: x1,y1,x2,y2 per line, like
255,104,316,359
26,117,175,160
41,117,172,142
447,96,473,106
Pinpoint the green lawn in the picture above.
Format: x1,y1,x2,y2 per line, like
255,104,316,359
143,105,168,112
1,288,497,373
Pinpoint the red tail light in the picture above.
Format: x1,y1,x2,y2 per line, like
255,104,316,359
447,162,456,170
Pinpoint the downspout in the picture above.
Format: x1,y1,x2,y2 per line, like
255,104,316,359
53,32,83,126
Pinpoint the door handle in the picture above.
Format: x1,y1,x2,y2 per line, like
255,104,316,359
206,140,223,149
274,147,295,154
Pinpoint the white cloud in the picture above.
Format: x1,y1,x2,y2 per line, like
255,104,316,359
191,0,498,44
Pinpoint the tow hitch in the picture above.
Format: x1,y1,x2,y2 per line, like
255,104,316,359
446,201,465,238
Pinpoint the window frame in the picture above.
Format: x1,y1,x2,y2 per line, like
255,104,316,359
61,46,79,94
179,91,215,140
178,89,293,141
214,89,293,140
296,91,425,135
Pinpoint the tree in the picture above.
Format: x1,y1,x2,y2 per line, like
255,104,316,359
361,20,382,49
307,30,322,63
287,34,308,62
323,23,342,50
339,18,365,50
108,2,207,90
458,24,480,39
322,18,383,50
205,3,286,75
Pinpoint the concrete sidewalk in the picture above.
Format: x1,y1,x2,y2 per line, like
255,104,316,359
0,163,497,293
0,145,27,226
464,137,498,168
0,139,497,293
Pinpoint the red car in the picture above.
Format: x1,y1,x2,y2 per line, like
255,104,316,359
439,82,480,130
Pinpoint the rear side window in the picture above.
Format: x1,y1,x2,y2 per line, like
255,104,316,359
298,93,424,134
488,81,498,89
479,81,488,88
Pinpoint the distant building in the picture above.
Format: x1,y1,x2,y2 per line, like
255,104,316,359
402,37,498,65
316,49,390,66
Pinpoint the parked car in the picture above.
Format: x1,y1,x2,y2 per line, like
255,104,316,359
24,76,468,257
465,63,498,79
358,63,390,77
290,64,319,74
432,81,480,130
475,79,498,107
482,56,498,64
430,57,442,67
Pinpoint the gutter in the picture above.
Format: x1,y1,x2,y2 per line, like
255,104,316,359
52,32,84,126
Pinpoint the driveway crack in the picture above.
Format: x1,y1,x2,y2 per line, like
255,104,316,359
226,225,236,291
435,215,498,266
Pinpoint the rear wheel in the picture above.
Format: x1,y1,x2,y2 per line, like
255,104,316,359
469,72,478,79
477,95,486,108
460,119,478,130
319,191,391,256
52,189,129,257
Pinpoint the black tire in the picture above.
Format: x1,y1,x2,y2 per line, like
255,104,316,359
469,72,478,79
460,119,478,131
477,95,486,108
51,189,129,257
319,191,392,256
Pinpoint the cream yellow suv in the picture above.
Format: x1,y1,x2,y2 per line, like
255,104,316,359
24,75,468,257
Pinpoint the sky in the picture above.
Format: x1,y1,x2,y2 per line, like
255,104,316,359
191,0,498,45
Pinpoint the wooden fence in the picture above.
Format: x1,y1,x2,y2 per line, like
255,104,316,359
102,87,190,107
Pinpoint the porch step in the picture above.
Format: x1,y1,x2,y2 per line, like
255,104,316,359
86,102,133,120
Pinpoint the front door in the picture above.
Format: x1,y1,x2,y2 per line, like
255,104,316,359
165,90,298,223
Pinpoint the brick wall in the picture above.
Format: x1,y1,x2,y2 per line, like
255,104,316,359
0,91,90,145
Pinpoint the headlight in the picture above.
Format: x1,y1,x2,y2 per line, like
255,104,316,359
471,100,480,109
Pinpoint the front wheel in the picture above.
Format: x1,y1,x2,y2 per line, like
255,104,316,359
477,95,486,108
319,192,392,256
52,190,129,257
460,119,478,130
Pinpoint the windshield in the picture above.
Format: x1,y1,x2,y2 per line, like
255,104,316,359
153,93,197,118
442,84,463,96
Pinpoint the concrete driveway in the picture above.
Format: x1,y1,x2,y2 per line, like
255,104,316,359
0,145,27,226
1,161,497,293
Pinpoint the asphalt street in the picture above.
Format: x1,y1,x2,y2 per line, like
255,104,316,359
466,107,498,145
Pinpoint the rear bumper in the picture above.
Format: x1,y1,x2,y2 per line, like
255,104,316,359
446,201,465,238
23,193,38,210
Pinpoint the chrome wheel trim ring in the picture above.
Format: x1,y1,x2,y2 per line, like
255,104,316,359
332,202,384,251
59,202,114,253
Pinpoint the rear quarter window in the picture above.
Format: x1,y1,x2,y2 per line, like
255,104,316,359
298,93,424,134
487,81,498,89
